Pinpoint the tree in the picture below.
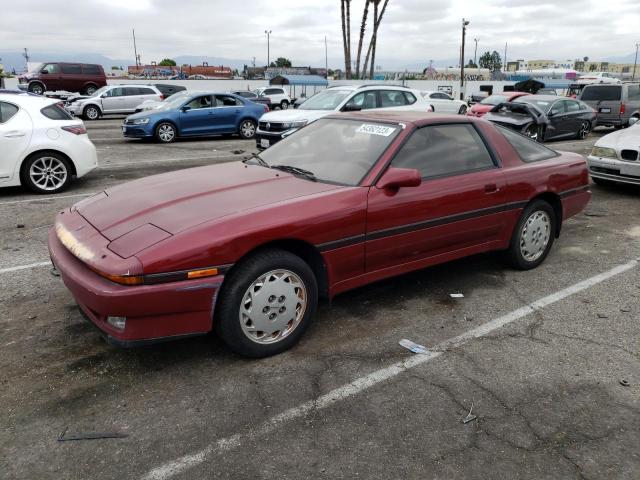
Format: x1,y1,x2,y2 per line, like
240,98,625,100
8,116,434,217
158,58,176,66
362,0,390,79
355,0,370,79
274,57,292,68
589,63,597,71
466,58,477,68
478,51,502,71
583,56,589,62
269,61,277,68
490,51,502,72
341,0,352,79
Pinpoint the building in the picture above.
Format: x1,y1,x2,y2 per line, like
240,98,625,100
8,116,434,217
128,64,232,79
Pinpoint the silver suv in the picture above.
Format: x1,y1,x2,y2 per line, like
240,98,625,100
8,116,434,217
66,84,164,120
579,83,640,128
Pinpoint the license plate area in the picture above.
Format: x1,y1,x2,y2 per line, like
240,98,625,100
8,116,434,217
260,138,270,148
599,107,611,113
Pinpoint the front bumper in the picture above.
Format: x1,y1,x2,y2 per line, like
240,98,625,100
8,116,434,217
122,123,154,138
255,128,298,149
17,83,28,91
587,155,640,185
48,228,223,346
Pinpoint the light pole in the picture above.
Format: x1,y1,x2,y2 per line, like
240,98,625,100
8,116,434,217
460,18,469,100
265,30,272,67
473,38,479,67
633,43,639,81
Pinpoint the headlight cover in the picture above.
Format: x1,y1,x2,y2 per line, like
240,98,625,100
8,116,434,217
132,118,150,125
591,146,617,159
282,120,308,130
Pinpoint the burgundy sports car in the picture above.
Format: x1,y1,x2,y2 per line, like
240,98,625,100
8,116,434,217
49,112,591,357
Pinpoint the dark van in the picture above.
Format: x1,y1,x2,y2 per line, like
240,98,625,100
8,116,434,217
579,83,640,128
17,63,107,96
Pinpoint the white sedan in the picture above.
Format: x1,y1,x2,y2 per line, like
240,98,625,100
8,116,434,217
587,117,640,186
421,91,469,114
0,92,97,193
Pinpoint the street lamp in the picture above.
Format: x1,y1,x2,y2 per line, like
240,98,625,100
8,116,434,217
460,18,470,100
265,30,272,67
633,42,639,81
473,38,479,67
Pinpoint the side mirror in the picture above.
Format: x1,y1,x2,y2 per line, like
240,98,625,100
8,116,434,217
629,117,638,126
181,105,191,112
100,93,107,98
40,69,48,74
342,104,362,112
377,167,422,191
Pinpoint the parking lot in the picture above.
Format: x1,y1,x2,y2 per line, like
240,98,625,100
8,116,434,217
1,120,639,479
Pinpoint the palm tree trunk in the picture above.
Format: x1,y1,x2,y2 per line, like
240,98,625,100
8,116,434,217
369,0,389,80
355,1,370,79
341,0,349,78
346,0,352,79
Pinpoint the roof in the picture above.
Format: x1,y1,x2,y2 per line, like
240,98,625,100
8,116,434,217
269,75,329,87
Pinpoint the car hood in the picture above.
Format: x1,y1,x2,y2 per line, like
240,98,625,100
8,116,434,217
595,125,640,150
470,104,493,114
126,110,158,121
75,161,343,241
260,109,330,123
483,110,537,127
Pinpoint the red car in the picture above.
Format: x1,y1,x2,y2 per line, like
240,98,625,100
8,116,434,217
49,112,591,357
467,91,530,117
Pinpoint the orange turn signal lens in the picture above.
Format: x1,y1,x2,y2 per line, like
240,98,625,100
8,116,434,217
186,267,219,279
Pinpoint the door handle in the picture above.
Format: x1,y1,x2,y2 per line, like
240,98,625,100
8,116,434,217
484,184,499,194
4,132,26,138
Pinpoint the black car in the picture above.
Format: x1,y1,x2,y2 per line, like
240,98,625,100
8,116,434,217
483,95,597,142
152,83,186,98
231,90,270,107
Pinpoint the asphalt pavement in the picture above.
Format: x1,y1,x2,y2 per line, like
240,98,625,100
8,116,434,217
1,119,639,480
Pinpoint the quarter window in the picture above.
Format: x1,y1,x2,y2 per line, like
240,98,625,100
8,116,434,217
0,102,19,123
392,124,495,178
403,92,417,104
496,126,557,163
41,104,73,120
61,64,82,74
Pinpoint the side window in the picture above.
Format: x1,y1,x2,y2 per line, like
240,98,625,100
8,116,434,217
264,88,280,95
566,100,581,112
0,102,19,123
344,91,377,110
215,95,241,107
61,64,82,74
107,87,125,97
42,63,60,74
497,126,557,163
123,87,140,96
403,92,417,104
379,90,408,107
141,88,157,95
41,104,73,120
550,101,565,115
627,85,640,101
392,124,495,178
431,92,449,100
185,95,212,109
82,65,101,75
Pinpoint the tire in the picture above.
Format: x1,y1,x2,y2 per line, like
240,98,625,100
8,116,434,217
83,105,101,121
458,105,467,115
155,122,177,143
577,121,591,140
214,249,318,358
524,123,540,142
505,200,556,270
238,119,257,139
28,82,45,95
83,84,98,96
279,100,289,110
21,152,72,194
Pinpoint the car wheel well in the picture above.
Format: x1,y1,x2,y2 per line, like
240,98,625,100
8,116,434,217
529,193,562,237
19,150,76,184
84,104,101,115
228,239,329,299
156,120,178,133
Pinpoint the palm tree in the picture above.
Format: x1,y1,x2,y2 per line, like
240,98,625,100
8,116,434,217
369,0,389,79
355,1,371,79
341,0,353,79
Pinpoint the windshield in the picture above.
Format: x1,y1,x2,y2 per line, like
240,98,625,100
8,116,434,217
298,89,353,110
480,94,509,106
256,118,401,185
90,86,110,98
158,92,194,110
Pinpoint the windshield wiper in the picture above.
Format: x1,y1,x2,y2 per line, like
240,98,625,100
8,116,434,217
271,164,317,181
243,153,270,168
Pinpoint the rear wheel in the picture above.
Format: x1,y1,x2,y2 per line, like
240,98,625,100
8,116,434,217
505,200,556,270
155,122,176,143
280,100,289,110
238,119,257,139
214,249,318,358
577,121,591,139
458,105,467,115
21,152,72,194
28,82,45,95
83,105,101,120
83,84,98,96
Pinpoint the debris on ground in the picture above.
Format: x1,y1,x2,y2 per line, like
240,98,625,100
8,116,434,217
620,307,631,313
57,427,128,442
399,339,429,354
450,293,464,298
620,379,630,387
231,149,245,155
462,403,477,424
16,224,25,228
597,313,608,319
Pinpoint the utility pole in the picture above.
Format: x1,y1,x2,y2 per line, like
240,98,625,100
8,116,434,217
473,38,479,66
22,48,30,71
325,36,328,77
460,18,469,100
265,30,272,67
132,29,139,69
633,43,639,81
504,42,508,72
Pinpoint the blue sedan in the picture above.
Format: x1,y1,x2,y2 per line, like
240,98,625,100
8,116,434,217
122,92,268,143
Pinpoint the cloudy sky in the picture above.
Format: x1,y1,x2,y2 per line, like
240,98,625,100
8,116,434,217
1,0,639,68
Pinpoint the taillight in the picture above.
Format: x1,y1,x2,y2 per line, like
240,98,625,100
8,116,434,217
263,105,269,112
61,125,87,135
159,94,165,100
620,103,626,115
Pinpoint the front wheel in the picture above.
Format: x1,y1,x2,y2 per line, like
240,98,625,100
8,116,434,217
505,200,556,270
458,105,467,115
155,122,176,143
21,152,72,194
83,105,101,121
238,119,257,139
577,121,591,139
524,123,540,142
28,82,45,95
214,249,318,358
280,100,289,110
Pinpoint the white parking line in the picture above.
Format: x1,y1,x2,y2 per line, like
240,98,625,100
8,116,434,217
0,192,94,206
142,258,638,480
0,261,50,274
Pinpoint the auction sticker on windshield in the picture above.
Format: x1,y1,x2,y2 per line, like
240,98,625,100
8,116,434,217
356,124,397,136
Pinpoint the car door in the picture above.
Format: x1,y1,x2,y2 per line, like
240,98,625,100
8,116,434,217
60,63,83,92
429,92,454,113
0,101,33,183
546,100,569,139
564,99,584,134
213,95,244,133
121,87,142,111
365,123,507,272
102,87,127,113
179,95,216,135
39,63,62,91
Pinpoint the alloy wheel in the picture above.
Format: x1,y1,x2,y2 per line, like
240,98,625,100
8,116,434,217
157,124,175,142
239,269,307,345
240,120,256,138
29,156,68,192
525,125,538,141
30,84,44,95
579,122,590,139
519,210,551,262
85,106,99,120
